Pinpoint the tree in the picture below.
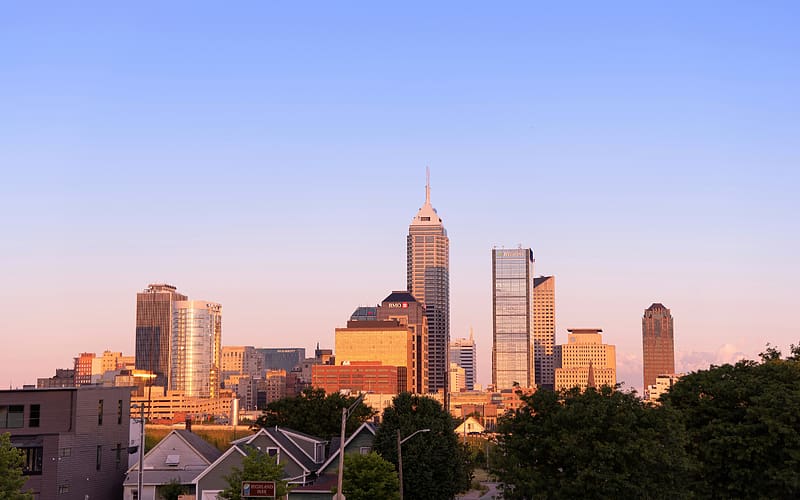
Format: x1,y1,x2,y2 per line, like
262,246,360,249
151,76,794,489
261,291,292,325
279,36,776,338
158,478,188,500
663,352,800,498
253,388,375,438
373,393,472,500
492,387,690,499
219,447,288,500
337,451,400,500
0,432,32,499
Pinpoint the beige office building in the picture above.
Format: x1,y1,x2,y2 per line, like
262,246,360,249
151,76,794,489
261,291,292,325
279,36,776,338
533,276,556,389
555,329,616,391
335,319,415,393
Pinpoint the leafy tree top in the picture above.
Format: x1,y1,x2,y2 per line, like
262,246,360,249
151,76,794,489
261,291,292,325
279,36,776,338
219,447,288,500
339,451,400,500
253,387,375,438
0,432,32,499
663,347,800,498
373,393,471,500
493,387,691,500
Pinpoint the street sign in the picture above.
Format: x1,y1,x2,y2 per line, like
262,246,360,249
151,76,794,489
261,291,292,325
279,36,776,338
241,481,276,498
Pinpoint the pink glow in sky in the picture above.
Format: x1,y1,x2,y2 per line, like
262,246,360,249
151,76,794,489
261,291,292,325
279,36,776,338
1,3,798,393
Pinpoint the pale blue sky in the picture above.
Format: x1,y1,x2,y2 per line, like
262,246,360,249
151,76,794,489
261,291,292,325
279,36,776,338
2,2,798,391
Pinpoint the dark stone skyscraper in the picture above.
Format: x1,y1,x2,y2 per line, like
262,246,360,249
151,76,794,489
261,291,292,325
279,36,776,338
642,303,675,391
407,170,449,393
135,283,187,388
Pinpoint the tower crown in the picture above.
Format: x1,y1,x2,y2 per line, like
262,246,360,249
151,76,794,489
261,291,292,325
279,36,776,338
410,167,444,226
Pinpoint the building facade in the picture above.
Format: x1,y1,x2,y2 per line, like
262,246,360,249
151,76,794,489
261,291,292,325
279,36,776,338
135,284,188,388
170,300,222,398
450,330,477,390
533,275,556,390
554,328,616,391
492,248,535,389
257,347,305,373
0,386,131,499
407,171,450,393
335,320,415,393
312,361,407,394
375,291,428,393
642,303,675,391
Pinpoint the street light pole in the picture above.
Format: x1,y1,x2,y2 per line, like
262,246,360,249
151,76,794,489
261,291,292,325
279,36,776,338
136,402,144,500
397,428,430,500
335,393,366,500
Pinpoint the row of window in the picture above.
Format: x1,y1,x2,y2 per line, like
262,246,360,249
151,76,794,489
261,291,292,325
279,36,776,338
0,404,40,428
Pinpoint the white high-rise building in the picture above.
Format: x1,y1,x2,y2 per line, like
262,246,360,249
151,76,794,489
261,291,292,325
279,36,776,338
170,300,222,398
407,169,450,393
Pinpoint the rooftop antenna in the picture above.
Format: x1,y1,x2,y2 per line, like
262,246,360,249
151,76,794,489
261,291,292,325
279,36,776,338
425,166,431,206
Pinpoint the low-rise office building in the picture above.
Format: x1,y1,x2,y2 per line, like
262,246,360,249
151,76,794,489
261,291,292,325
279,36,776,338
0,386,132,499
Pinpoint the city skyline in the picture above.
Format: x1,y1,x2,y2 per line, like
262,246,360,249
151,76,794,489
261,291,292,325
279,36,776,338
2,3,798,393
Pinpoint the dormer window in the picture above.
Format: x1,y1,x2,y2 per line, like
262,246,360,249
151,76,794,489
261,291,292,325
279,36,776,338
165,454,180,466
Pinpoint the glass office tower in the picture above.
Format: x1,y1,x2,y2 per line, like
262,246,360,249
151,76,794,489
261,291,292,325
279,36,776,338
492,248,534,389
135,284,188,388
170,300,222,398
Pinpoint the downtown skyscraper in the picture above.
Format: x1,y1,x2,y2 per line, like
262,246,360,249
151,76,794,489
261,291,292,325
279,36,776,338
408,171,450,393
492,248,534,389
135,283,187,388
533,276,556,390
170,300,222,398
642,303,675,391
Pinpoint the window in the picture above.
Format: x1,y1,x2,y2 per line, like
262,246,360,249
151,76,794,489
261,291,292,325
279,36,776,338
115,443,123,468
21,447,43,475
97,400,104,426
117,400,123,425
29,404,40,428
59,447,71,457
266,447,279,462
0,405,24,428
359,447,371,455
96,445,102,470
58,485,70,494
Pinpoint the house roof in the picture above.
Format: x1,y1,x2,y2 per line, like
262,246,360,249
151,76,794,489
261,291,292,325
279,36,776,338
317,421,377,472
173,430,223,463
192,444,248,485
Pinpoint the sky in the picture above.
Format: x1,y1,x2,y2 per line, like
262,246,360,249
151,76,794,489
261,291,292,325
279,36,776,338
1,2,798,393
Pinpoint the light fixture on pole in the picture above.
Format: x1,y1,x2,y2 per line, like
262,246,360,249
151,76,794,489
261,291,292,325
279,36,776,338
397,428,430,500
334,393,366,500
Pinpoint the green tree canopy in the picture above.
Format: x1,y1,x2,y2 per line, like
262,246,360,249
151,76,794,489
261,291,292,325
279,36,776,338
493,387,691,500
663,351,800,498
253,388,375,438
373,393,472,500
219,447,288,500
337,451,400,500
0,432,32,499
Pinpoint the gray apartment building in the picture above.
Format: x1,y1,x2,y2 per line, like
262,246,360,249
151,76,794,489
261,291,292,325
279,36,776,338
0,386,131,499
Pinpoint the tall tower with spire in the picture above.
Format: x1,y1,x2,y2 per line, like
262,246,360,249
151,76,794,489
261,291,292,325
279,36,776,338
408,169,450,393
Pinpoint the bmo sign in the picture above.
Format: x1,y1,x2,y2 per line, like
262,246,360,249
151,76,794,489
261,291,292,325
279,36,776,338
241,481,275,498
387,302,409,309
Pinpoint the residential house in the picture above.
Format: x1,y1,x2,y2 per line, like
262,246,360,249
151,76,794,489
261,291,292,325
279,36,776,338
123,429,222,500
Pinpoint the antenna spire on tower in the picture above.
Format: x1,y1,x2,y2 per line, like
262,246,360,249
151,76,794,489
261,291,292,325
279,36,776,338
425,166,431,206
